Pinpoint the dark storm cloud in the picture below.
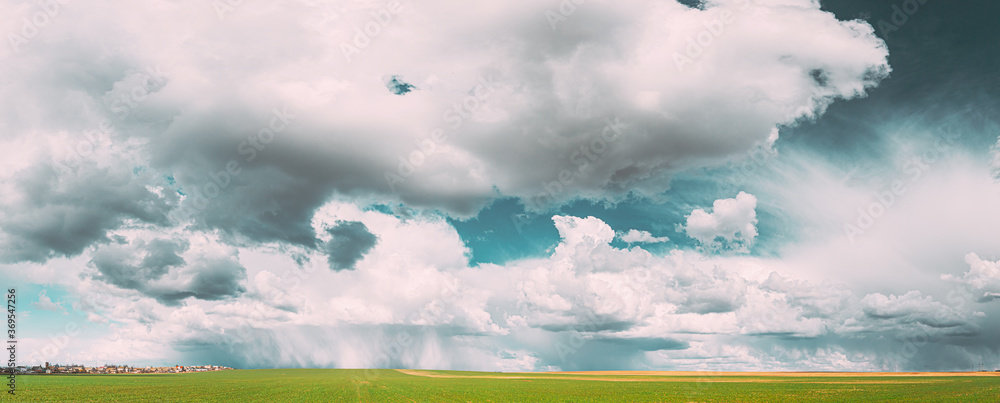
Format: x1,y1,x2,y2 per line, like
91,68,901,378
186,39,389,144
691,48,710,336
13,0,1000,374
779,0,1000,157
679,297,741,314
536,335,679,371
89,238,246,305
831,291,983,343
594,336,689,352
140,239,188,271
0,0,891,266
91,238,189,290
538,320,633,333
324,221,378,271
153,258,248,305
183,325,506,370
0,162,176,263
182,166,330,248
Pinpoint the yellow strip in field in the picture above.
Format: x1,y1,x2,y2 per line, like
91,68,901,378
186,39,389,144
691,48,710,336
394,370,989,383
547,371,1000,377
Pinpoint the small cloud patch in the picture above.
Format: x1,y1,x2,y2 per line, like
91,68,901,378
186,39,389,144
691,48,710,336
31,290,64,312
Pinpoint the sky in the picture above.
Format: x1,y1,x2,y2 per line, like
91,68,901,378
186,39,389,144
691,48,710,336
1,0,999,372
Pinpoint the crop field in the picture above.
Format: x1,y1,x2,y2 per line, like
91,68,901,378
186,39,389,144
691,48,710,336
8,369,1000,402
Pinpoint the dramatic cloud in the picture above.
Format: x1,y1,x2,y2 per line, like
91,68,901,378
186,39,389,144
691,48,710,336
4,0,999,375
0,163,176,263
88,235,247,306
151,257,248,305
683,192,758,251
91,238,189,290
7,204,999,371
0,0,890,261
854,291,973,331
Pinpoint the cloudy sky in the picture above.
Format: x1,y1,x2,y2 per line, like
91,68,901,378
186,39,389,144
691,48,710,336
2,0,999,372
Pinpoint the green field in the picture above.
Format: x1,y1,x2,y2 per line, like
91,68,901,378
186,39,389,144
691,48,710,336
6,369,1000,402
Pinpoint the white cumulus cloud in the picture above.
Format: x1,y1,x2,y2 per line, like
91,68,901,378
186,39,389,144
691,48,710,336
943,253,1000,303
618,229,670,244
683,191,759,251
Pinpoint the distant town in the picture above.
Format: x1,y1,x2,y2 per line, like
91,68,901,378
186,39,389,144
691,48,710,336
8,362,235,374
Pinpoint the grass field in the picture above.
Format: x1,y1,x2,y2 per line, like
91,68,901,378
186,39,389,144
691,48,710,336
8,369,1000,402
